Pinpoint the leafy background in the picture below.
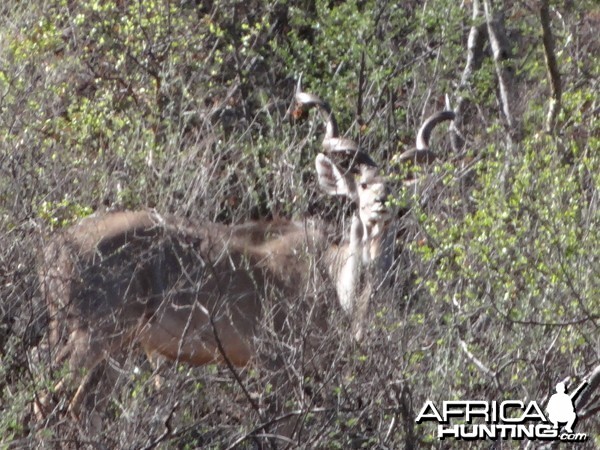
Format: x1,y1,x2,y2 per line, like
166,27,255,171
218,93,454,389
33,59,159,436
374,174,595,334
0,0,598,448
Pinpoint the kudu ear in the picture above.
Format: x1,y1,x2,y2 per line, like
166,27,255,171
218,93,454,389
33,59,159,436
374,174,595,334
315,153,357,200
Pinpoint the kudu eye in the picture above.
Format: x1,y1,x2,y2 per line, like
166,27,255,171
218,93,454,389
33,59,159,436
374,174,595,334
360,182,368,190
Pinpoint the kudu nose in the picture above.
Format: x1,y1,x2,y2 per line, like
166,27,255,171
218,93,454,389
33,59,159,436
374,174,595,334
376,187,391,206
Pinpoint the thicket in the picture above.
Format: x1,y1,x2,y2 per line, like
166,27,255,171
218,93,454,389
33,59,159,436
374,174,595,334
0,0,598,448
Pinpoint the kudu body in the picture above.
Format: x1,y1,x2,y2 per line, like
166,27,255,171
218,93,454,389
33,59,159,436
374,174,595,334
38,91,393,419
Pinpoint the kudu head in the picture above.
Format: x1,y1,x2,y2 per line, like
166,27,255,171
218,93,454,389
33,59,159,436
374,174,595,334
294,91,392,262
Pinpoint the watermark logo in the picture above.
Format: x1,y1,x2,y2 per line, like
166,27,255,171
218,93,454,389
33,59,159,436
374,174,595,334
416,379,588,442
547,382,578,433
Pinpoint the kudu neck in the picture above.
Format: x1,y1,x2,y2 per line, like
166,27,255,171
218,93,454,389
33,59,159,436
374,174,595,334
316,102,339,141
349,213,389,266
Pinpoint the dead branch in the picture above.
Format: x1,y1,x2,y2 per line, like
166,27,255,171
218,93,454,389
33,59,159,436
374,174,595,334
451,0,487,152
482,0,521,141
540,0,562,134
575,364,600,420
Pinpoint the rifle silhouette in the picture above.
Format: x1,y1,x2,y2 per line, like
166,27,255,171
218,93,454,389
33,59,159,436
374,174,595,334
569,379,588,402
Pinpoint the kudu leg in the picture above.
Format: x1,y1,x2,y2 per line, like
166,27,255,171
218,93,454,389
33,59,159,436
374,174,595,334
42,327,126,423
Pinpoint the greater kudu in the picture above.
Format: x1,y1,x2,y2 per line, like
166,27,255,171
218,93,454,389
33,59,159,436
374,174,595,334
38,90,395,421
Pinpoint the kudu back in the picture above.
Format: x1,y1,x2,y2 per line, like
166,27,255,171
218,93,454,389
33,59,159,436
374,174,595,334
38,91,395,419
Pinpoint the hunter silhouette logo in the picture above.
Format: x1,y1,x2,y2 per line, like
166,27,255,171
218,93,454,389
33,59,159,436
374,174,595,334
546,380,587,434
416,378,589,442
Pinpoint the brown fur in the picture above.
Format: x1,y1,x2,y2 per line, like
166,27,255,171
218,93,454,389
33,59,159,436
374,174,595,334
39,210,352,417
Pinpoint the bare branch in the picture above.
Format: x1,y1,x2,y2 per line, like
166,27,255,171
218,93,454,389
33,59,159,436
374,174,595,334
482,0,521,141
140,401,179,450
540,0,562,134
576,364,600,419
451,0,486,152
459,338,496,379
